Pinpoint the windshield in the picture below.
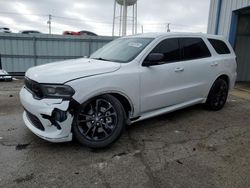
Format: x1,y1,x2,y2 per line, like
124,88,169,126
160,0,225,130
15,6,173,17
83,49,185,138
90,37,154,63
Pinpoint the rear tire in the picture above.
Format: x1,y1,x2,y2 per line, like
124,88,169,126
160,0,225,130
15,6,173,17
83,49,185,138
72,94,126,148
206,78,229,111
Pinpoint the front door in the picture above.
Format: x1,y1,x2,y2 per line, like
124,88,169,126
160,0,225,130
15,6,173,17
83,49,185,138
140,38,185,113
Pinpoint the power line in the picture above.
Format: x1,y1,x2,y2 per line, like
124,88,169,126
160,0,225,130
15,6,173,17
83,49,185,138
0,11,47,17
0,11,202,28
0,11,206,34
0,11,113,25
53,15,113,25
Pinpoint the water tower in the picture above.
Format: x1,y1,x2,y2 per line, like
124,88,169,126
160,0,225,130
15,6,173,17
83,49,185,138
112,0,138,36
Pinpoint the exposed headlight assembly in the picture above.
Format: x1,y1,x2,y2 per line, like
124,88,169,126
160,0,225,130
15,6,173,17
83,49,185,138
40,84,75,99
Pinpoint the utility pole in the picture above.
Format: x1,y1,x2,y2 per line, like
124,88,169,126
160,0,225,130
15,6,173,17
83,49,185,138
122,0,127,36
112,0,116,36
141,25,144,34
47,14,52,34
132,4,134,35
166,23,171,32
135,2,137,34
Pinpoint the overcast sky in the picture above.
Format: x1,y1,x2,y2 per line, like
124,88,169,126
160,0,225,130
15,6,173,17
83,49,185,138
0,0,210,36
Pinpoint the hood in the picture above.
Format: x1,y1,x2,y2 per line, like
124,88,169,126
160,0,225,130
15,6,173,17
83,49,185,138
26,58,121,84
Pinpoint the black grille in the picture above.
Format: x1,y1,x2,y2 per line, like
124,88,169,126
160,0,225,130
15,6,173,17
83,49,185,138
24,77,43,99
26,110,45,131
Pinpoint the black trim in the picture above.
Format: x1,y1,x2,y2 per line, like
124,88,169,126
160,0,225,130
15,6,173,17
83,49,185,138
26,110,45,131
68,99,80,113
42,114,62,130
130,116,140,121
24,77,43,99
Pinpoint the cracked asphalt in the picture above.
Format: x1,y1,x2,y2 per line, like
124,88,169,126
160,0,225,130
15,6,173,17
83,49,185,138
0,80,250,188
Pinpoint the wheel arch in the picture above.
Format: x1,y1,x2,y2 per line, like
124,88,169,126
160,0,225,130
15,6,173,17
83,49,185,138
76,90,134,119
108,92,133,118
210,74,231,90
204,73,231,101
216,74,230,86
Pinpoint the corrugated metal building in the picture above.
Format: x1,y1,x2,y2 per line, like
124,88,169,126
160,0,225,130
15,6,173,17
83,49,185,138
207,0,250,81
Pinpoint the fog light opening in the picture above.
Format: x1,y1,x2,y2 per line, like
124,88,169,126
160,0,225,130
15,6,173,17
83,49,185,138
42,109,68,130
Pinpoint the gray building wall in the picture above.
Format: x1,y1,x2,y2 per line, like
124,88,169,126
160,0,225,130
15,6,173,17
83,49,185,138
208,0,250,81
207,0,250,37
235,13,250,81
0,33,116,73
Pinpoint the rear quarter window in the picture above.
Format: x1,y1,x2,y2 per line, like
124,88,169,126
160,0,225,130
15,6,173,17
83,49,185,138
208,39,231,54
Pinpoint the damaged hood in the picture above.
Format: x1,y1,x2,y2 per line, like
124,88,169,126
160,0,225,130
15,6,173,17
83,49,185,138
26,58,121,84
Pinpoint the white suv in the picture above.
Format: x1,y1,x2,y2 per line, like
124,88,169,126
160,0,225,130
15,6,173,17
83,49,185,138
20,33,237,148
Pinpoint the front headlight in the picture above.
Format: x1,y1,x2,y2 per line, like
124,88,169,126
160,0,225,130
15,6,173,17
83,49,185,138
40,84,75,99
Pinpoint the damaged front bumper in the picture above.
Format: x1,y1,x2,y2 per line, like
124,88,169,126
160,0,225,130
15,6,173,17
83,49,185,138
19,86,74,142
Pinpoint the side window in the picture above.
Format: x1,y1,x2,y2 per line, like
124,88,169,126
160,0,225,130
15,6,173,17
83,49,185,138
180,38,211,61
208,39,231,54
151,38,180,63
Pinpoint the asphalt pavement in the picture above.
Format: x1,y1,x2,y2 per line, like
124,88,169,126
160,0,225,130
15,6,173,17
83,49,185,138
0,80,250,188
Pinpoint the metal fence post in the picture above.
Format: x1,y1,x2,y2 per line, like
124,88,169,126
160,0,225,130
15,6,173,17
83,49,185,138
33,37,37,66
0,54,2,69
88,40,92,57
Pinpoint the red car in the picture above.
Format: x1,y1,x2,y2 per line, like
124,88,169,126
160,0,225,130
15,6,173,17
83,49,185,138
63,31,79,35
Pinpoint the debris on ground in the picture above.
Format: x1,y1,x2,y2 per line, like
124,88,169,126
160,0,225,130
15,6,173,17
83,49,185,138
15,143,30,150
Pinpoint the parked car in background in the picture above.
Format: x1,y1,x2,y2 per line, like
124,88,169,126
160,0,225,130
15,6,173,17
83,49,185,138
63,31,79,35
78,30,97,36
0,69,12,81
0,27,11,33
20,32,237,148
63,30,97,36
19,30,42,34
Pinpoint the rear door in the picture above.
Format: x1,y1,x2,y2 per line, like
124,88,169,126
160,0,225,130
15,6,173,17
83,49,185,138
178,37,215,100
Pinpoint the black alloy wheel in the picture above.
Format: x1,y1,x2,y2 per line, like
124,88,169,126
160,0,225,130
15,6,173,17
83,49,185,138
73,94,126,148
206,78,229,111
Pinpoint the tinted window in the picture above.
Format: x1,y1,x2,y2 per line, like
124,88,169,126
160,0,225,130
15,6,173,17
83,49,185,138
208,39,231,54
151,38,180,63
180,38,211,60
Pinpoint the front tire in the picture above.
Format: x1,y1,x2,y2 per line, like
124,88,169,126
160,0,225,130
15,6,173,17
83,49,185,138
206,78,229,111
72,94,126,148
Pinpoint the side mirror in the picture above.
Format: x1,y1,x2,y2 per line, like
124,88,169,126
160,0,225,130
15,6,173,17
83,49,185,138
142,53,164,66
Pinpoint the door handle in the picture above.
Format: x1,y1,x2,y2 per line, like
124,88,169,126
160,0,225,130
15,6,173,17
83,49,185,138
175,67,184,72
211,62,218,67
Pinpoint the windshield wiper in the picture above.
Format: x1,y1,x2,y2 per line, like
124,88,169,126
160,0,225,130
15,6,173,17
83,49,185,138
92,57,111,62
